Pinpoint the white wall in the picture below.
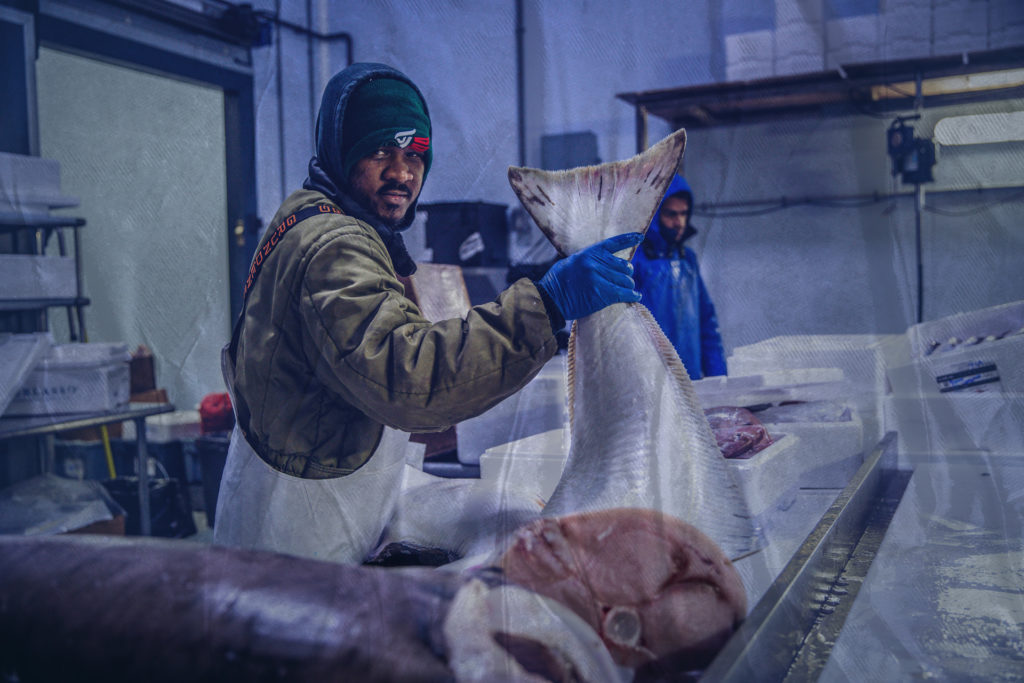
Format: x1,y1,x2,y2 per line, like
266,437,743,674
246,0,1023,354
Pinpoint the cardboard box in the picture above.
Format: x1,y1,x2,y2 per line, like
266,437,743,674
4,343,131,416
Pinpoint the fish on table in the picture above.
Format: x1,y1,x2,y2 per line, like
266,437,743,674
0,131,757,682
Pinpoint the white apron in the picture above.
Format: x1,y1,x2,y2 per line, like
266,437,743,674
213,347,412,564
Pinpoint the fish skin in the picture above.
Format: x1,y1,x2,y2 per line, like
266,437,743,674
0,535,459,682
507,128,762,560
0,534,623,683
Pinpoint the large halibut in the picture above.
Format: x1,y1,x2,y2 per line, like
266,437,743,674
508,129,761,559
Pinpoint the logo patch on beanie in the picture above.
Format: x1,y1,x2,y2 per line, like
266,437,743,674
394,129,416,148
394,128,430,153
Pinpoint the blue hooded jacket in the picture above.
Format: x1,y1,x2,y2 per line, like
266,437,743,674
632,175,727,379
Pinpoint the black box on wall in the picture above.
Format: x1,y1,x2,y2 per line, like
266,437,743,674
541,131,600,170
422,201,508,267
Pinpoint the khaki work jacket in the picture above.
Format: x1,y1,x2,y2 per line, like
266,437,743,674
227,189,559,479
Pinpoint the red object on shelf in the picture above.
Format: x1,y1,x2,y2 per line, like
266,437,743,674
199,392,234,435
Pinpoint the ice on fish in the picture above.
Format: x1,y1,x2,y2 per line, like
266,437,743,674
508,128,762,559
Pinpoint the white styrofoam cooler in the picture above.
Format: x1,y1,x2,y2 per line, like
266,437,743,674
760,414,865,489
478,428,569,501
4,343,131,416
0,254,77,300
121,410,201,443
0,152,79,215
0,333,53,416
727,335,900,450
727,433,801,524
457,354,569,465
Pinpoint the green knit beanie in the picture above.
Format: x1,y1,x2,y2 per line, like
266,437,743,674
341,77,432,182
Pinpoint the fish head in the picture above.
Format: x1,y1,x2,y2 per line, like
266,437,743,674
499,507,746,670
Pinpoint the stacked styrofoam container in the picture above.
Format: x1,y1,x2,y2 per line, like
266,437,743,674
884,300,1024,458
694,370,866,491
0,152,80,301
4,343,131,416
726,433,802,525
0,254,77,300
0,152,79,217
727,334,901,450
0,333,53,416
478,428,569,502
457,353,569,466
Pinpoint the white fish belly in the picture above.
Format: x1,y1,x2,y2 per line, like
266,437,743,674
542,303,760,559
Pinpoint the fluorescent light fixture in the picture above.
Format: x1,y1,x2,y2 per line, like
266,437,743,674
934,111,1024,146
871,68,1024,100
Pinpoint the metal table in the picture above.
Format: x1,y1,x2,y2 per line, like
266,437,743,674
705,433,1024,681
0,402,176,536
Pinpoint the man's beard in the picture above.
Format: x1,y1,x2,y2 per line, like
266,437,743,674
350,181,414,229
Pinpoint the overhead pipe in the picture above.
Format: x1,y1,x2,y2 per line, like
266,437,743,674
515,0,526,166
266,2,354,203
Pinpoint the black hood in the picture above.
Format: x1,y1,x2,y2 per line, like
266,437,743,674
303,62,431,276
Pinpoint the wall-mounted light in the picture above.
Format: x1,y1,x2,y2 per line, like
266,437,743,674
934,110,1024,146
871,68,1024,101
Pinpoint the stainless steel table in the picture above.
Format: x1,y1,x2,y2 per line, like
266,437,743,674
0,402,176,536
705,434,1024,681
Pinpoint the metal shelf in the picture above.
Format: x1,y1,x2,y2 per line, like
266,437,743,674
0,402,176,537
0,214,86,230
0,297,90,312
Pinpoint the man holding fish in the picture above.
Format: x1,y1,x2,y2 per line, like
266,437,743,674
213,62,644,564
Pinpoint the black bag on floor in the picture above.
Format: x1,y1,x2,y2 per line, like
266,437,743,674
102,476,197,538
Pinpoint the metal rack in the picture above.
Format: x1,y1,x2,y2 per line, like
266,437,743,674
0,212,89,341
1,213,175,536
0,403,175,536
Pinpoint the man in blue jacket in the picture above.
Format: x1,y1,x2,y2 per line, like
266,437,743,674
632,175,727,379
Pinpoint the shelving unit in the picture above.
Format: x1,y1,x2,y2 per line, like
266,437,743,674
0,212,89,341
1,210,174,536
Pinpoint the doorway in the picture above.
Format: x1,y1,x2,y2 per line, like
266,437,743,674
36,46,229,409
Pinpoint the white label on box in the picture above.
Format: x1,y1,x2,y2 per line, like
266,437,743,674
935,361,1001,393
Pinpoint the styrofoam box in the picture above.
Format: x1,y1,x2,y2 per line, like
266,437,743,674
0,151,79,212
121,410,201,444
457,354,569,465
727,335,900,450
885,300,1024,398
0,332,52,416
760,414,865,489
728,334,900,396
887,333,1024,399
694,369,850,410
478,428,569,501
4,343,131,416
727,433,801,523
885,392,1024,456
0,254,77,300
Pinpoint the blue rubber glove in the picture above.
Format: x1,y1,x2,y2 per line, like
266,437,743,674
537,232,644,321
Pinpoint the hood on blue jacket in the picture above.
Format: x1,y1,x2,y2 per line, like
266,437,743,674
303,62,431,275
643,174,696,256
